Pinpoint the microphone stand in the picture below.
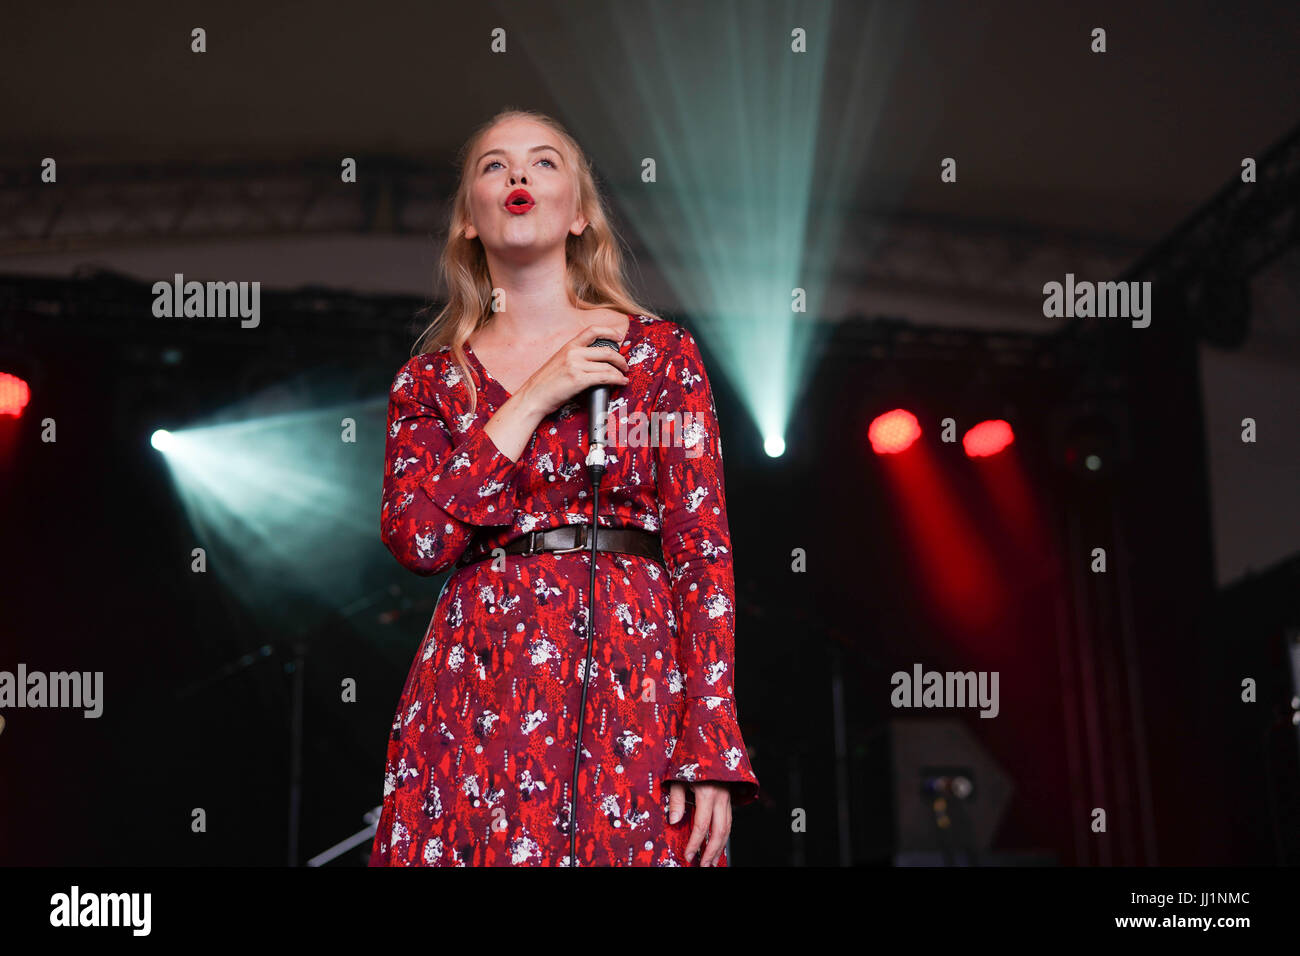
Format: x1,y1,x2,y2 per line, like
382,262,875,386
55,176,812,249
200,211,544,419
568,338,618,867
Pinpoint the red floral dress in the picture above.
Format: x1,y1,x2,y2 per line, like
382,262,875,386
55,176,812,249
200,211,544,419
369,313,759,866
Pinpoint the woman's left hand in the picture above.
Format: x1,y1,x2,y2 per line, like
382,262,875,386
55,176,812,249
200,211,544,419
667,781,732,866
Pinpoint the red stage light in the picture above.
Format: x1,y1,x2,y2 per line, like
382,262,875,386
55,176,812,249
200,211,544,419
0,372,30,418
869,409,921,454
963,419,1014,457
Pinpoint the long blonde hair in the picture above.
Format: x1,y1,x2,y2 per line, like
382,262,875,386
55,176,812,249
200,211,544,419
413,108,659,415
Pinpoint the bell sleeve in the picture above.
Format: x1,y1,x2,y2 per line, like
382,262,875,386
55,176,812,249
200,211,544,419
380,354,523,576
653,330,760,807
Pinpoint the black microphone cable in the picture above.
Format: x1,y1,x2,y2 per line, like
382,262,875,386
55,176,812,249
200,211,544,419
568,337,618,868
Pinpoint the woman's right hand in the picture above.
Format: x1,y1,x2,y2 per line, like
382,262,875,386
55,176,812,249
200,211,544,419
517,324,631,418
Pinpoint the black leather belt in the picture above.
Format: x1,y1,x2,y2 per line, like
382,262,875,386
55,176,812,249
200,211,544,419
454,523,664,570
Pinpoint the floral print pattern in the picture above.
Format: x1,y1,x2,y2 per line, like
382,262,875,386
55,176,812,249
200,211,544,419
369,313,759,866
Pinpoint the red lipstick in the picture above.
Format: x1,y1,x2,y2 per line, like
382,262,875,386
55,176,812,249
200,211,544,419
505,189,535,214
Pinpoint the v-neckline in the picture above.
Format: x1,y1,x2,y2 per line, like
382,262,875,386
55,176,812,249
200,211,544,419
465,313,638,402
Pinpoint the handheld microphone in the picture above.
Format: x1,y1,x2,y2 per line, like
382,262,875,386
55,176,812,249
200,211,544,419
584,337,620,480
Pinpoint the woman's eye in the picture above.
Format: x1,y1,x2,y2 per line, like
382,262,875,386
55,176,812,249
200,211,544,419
484,158,556,172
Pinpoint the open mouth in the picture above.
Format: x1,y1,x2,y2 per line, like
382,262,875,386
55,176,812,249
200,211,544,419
505,190,535,212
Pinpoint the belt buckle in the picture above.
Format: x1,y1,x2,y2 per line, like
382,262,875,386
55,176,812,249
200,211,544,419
549,524,590,554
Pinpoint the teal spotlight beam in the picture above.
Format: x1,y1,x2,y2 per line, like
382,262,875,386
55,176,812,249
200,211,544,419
498,0,916,455
153,397,388,632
